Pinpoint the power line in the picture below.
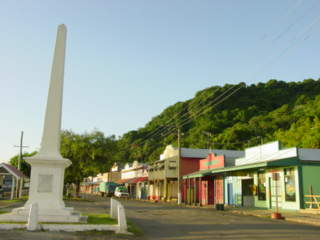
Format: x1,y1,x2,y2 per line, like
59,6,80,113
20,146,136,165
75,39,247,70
161,83,245,138
129,5,320,151
149,84,241,141
143,12,320,144
252,11,320,82
135,88,219,143
137,85,236,143
272,0,317,42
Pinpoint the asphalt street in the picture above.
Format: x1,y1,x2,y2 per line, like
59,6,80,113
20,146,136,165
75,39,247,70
1,198,320,240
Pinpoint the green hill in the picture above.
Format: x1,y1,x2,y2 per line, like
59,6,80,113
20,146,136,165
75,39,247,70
117,78,320,163
12,78,320,185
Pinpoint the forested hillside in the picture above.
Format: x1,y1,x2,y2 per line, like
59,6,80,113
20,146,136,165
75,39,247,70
117,78,320,163
11,78,320,186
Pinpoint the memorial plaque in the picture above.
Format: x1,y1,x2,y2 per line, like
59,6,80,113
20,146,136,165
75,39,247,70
37,174,53,192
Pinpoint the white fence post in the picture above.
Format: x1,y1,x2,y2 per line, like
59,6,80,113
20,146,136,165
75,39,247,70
27,203,40,231
116,204,128,234
110,198,119,219
110,197,114,218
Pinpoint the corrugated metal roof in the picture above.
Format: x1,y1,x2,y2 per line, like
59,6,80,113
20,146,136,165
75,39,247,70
180,147,244,159
0,163,27,178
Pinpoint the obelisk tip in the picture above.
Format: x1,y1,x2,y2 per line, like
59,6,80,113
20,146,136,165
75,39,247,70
58,24,67,32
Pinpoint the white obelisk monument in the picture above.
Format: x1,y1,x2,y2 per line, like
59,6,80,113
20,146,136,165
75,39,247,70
0,24,82,222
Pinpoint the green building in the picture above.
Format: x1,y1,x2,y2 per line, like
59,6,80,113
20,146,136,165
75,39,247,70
185,141,320,210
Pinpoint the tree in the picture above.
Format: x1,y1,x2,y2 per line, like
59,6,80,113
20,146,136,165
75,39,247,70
9,151,37,177
115,78,320,161
61,129,119,195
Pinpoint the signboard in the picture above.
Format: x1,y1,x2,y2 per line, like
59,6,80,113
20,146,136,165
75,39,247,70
199,153,225,170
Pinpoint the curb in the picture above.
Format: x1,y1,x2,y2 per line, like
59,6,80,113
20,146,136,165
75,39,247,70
0,202,23,210
285,217,320,227
228,210,320,227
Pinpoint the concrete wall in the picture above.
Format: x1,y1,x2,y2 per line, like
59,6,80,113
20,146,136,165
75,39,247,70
225,176,242,206
301,165,320,208
181,157,200,176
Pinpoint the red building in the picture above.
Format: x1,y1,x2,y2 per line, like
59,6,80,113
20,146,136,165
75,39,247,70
148,145,243,203
182,149,244,206
148,146,214,202
182,153,225,205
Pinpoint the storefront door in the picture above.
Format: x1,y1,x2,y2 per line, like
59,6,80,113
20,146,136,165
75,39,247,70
227,183,233,205
201,181,208,205
270,173,282,209
214,177,224,204
242,179,254,207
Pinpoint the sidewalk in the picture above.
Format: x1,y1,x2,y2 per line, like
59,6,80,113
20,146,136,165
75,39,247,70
135,199,320,227
224,206,320,227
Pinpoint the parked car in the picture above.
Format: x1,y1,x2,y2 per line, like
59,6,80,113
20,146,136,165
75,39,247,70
114,186,129,198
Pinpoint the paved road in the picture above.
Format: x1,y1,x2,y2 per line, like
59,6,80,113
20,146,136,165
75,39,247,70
1,198,320,240
118,199,320,240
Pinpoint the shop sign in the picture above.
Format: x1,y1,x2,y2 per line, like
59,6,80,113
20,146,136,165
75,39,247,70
200,153,224,170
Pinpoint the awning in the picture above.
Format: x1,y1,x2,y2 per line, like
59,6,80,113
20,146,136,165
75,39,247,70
183,168,214,179
116,178,133,184
183,157,299,179
117,177,148,184
131,177,148,183
81,181,102,185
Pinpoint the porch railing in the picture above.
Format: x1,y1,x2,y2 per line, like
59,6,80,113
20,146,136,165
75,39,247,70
305,195,320,209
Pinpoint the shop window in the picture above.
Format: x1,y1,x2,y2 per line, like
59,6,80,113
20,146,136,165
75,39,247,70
257,172,266,200
284,168,296,202
168,161,177,169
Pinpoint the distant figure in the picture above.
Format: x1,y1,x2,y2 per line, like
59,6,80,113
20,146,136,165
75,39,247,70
0,185,3,199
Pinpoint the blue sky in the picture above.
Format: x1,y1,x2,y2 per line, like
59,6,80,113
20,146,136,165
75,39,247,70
1,0,320,162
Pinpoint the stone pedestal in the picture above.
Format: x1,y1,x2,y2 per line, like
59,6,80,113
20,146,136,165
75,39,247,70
0,148,82,223
0,155,81,222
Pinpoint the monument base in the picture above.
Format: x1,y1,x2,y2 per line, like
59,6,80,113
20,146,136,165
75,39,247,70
0,155,86,223
0,206,85,222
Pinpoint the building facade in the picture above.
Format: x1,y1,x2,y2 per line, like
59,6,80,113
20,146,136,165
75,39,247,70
0,163,27,200
80,163,122,195
118,161,148,199
184,141,320,210
148,145,244,202
182,150,244,205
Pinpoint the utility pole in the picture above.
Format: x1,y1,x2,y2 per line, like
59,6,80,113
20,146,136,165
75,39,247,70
14,131,29,198
177,127,182,204
203,131,213,152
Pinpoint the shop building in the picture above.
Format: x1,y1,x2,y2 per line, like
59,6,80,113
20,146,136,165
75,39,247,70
148,145,243,202
182,150,244,205
80,163,122,195
118,161,148,199
0,163,28,200
185,141,320,210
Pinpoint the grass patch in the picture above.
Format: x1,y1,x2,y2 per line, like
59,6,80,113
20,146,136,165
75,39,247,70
19,196,28,201
0,221,26,224
41,213,117,225
64,197,94,202
0,199,22,205
85,213,117,225
40,221,83,225
0,210,9,215
127,220,143,236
